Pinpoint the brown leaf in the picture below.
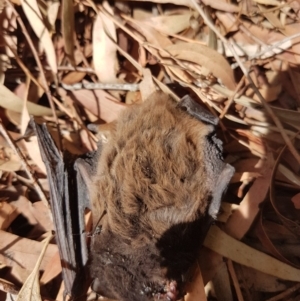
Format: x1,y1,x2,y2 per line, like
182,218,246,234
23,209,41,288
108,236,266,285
93,1,118,83
202,0,240,12
162,43,236,90
0,230,57,283
20,0,57,74
0,201,18,230
69,89,126,122
141,13,192,35
10,194,53,234
40,251,62,285
62,71,87,85
225,156,273,240
258,4,284,30
0,84,57,116
204,225,300,282
139,68,156,101
16,233,53,301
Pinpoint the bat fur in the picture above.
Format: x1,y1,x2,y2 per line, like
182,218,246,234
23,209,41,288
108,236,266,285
85,92,234,301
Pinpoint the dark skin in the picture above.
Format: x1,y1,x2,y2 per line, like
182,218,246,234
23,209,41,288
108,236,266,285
34,92,234,300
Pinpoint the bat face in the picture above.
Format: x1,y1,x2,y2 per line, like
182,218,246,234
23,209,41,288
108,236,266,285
87,92,234,301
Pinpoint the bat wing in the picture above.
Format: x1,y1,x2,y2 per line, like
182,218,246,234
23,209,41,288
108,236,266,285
33,120,98,298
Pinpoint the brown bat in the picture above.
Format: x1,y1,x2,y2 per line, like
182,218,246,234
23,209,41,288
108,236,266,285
34,92,234,301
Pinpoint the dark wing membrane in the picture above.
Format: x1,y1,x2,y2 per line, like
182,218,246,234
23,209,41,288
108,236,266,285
33,120,91,298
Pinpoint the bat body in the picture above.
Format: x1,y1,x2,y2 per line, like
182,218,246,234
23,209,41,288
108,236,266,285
34,92,233,300
87,92,235,301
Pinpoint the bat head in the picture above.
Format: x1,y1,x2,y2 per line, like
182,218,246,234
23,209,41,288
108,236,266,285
80,92,234,301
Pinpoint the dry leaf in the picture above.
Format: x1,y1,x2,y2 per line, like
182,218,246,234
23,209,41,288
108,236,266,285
10,194,53,234
271,106,300,129
278,164,300,186
258,4,284,30
0,230,57,283
0,201,18,230
20,0,57,74
47,1,60,28
253,0,281,6
69,89,126,122
16,233,53,301
0,159,22,172
204,225,300,282
257,85,282,102
62,71,87,85
40,251,61,285
162,43,236,90
202,0,240,12
125,0,191,7
93,2,118,83
142,13,192,35
0,147,22,171
225,160,272,239
0,84,57,116
139,68,156,101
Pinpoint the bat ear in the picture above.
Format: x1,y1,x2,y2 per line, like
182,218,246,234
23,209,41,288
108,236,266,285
208,163,235,219
177,95,218,126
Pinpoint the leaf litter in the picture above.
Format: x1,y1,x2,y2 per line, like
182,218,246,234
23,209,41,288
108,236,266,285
0,0,300,300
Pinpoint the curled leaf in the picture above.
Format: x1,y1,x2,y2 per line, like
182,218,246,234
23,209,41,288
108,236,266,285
162,43,236,90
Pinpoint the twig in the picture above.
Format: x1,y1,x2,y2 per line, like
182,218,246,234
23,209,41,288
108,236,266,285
53,66,96,73
0,121,48,206
227,260,244,301
220,76,245,119
61,82,140,91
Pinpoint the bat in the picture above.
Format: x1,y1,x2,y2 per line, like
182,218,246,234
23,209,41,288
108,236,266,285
34,92,234,301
